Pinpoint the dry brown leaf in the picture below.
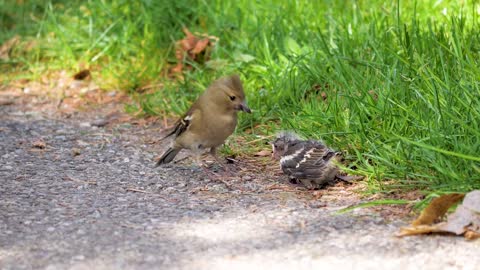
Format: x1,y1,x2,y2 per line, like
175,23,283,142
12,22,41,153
464,230,480,240
171,27,218,74
462,190,480,213
73,69,91,80
71,148,81,156
32,139,46,149
397,224,445,237
0,35,20,60
180,28,197,51
411,193,465,226
254,149,272,157
191,38,210,55
438,205,475,235
398,190,480,239
439,191,480,235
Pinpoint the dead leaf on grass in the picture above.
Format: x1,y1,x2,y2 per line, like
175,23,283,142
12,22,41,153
171,27,219,75
254,149,272,157
397,191,480,240
0,35,20,60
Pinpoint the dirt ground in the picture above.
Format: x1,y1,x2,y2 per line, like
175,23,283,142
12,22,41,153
1,85,479,270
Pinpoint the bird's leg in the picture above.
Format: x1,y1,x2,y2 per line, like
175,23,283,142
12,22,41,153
206,147,234,184
192,152,203,168
209,147,220,163
186,146,207,170
189,147,224,180
209,147,231,174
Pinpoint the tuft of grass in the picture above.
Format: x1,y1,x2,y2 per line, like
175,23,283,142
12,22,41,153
2,0,480,193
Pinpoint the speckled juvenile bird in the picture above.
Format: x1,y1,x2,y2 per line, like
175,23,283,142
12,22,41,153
156,74,251,167
271,132,341,189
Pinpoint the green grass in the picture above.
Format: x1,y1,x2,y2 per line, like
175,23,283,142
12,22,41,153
2,0,480,193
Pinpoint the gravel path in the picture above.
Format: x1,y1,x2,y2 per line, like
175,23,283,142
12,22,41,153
1,103,479,270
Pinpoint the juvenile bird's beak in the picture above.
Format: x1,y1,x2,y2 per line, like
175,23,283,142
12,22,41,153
237,102,251,113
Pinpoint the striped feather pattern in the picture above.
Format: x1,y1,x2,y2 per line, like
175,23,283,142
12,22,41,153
273,136,340,189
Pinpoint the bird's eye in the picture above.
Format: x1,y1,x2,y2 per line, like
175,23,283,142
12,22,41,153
229,95,236,101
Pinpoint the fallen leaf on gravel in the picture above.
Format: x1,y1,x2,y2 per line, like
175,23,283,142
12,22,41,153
465,230,480,240
412,193,465,226
71,148,81,156
32,139,46,149
397,191,480,240
254,149,272,157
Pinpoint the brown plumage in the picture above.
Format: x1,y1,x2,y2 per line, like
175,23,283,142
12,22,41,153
156,74,251,166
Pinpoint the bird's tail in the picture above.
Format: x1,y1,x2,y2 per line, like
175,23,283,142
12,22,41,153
155,148,181,167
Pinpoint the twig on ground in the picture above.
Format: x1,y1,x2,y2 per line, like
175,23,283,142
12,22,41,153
63,175,97,185
125,187,149,193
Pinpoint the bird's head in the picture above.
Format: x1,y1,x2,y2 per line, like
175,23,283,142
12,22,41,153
208,74,251,114
271,131,302,160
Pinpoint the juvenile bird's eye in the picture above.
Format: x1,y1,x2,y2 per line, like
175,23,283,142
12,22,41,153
229,95,236,101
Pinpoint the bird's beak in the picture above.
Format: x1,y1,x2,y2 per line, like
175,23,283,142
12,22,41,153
237,102,251,113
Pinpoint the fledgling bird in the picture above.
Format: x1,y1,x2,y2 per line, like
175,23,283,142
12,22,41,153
156,74,251,167
271,132,341,189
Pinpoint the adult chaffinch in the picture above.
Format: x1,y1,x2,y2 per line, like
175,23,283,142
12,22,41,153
271,132,341,189
156,74,251,167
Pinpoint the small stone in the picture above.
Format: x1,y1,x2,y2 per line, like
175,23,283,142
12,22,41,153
72,255,85,261
76,140,89,146
242,175,253,181
54,135,66,141
91,118,109,127
79,122,91,128
4,165,13,170
164,187,176,193
124,157,130,163
45,265,60,270
47,227,55,232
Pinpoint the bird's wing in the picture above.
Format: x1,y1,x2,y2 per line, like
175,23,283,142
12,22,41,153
290,145,339,180
160,107,200,140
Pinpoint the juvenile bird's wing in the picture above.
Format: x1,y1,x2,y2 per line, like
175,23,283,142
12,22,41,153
160,107,200,140
288,142,339,180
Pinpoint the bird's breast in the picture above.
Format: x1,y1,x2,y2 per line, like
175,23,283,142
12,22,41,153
204,114,237,146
